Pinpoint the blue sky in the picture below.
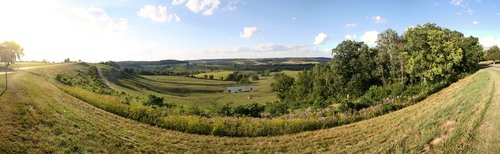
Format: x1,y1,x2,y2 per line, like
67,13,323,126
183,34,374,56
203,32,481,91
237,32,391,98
0,0,499,62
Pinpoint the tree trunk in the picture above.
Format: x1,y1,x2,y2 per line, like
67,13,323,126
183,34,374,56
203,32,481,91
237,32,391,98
379,65,386,88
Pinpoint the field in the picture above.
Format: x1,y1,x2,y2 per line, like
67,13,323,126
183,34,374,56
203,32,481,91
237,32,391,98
0,63,499,152
98,65,282,107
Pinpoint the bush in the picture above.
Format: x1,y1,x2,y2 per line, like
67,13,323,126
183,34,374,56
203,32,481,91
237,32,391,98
265,101,289,117
142,94,164,106
233,103,265,117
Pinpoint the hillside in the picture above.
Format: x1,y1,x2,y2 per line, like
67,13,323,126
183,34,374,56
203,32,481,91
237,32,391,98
0,63,498,153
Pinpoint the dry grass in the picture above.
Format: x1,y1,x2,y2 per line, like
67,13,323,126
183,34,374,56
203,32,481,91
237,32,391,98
0,63,498,153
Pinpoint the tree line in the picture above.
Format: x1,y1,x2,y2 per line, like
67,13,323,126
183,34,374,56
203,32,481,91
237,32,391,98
273,23,484,112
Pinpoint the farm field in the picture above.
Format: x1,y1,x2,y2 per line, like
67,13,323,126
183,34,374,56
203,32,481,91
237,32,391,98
0,63,499,153
97,65,284,107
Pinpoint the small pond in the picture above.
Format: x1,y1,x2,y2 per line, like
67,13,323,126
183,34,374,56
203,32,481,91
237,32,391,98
225,86,257,93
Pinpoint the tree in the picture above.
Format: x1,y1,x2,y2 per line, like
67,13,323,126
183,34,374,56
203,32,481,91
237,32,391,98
0,41,24,90
376,29,405,86
403,23,464,82
208,74,214,80
331,40,377,98
486,45,500,64
271,73,295,100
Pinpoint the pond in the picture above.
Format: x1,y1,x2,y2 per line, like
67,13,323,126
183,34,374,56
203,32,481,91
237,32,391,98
225,86,257,93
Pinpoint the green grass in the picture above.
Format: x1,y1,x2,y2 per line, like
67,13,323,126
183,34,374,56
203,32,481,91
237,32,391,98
97,64,280,107
1,63,499,152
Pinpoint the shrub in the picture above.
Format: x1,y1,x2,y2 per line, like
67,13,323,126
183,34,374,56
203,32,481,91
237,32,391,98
265,101,289,117
142,94,164,106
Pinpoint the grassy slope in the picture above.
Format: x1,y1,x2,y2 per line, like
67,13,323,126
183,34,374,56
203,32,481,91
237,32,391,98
0,63,499,153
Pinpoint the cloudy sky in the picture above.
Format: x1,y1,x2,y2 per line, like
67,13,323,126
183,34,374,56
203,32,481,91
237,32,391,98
0,0,499,62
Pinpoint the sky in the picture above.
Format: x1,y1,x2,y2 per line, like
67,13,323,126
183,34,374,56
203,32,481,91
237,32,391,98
0,0,499,62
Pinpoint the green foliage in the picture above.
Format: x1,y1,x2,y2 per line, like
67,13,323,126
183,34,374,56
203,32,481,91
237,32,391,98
485,45,500,64
251,74,259,80
0,41,24,63
271,73,295,100
270,23,482,117
208,74,214,80
225,71,252,84
142,94,164,106
264,101,289,117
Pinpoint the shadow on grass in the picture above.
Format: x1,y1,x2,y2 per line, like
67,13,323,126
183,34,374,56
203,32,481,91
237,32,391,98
0,88,6,97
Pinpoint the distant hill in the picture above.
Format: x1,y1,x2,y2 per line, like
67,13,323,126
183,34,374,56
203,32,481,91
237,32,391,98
116,57,330,69
116,60,189,68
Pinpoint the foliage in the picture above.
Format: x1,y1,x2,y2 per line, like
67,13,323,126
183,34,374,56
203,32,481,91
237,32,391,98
485,45,500,64
271,73,295,100
142,94,165,106
225,71,252,84
0,41,24,63
271,23,483,115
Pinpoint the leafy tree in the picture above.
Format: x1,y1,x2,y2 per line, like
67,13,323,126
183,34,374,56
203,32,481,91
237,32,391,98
208,74,214,80
485,45,500,64
376,29,405,86
0,41,24,90
331,40,377,98
458,36,483,72
203,74,208,79
271,73,295,100
403,23,464,82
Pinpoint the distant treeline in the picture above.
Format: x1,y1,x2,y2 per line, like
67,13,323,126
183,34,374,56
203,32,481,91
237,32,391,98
122,68,204,76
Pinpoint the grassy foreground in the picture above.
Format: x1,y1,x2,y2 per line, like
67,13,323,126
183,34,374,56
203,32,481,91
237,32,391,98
0,63,499,153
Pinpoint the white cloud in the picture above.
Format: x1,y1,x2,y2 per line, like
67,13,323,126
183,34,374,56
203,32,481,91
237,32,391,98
371,16,386,24
240,27,261,39
479,36,500,47
172,0,187,5
313,33,328,45
185,0,221,16
472,21,479,24
467,9,473,15
292,17,297,21
451,0,464,5
344,34,357,40
137,5,180,22
344,23,358,28
360,31,379,46
71,7,109,22
224,0,240,11
108,18,129,34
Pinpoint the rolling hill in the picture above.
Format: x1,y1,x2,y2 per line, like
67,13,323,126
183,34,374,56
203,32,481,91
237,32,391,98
0,63,499,153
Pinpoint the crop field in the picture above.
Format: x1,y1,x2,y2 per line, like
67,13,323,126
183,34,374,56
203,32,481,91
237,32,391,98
1,63,499,153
